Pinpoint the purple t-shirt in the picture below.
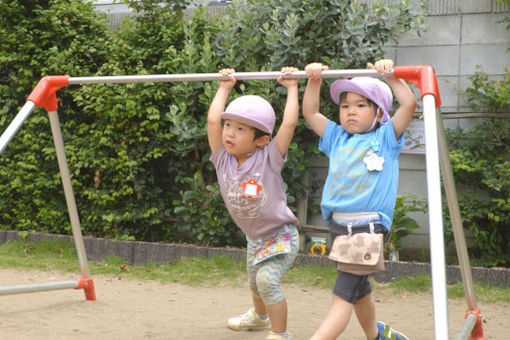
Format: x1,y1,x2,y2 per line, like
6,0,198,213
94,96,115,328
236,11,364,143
210,140,298,239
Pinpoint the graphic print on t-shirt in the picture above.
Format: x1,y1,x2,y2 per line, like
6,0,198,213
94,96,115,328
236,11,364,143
223,172,267,219
325,146,373,198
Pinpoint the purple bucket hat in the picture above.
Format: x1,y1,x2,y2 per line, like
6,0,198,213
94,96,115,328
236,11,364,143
330,77,393,123
222,95,275,134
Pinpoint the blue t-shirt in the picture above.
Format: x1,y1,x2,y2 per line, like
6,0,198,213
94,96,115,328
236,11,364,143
319,119,404,230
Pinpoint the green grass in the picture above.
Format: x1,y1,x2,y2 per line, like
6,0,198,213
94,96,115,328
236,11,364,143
283,263,339,289
0,239,82,272
389,274,510,304
0,239,247,287
93,254,248,287
1,239,509,304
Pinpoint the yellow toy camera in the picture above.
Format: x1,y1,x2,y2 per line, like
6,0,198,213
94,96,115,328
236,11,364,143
310,237,327,256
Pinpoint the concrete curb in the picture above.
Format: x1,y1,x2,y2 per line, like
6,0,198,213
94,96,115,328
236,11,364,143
1,230,509,288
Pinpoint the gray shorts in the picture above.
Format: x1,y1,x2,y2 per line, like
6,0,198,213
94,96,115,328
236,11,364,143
333,271,372,304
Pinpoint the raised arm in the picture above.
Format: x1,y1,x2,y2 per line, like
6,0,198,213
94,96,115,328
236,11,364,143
303,63,329,138
207,69,236,154
274,66,300,157
368,60,416,139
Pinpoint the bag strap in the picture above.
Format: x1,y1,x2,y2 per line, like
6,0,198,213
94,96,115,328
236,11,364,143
347,223,353,236
369,221,375,234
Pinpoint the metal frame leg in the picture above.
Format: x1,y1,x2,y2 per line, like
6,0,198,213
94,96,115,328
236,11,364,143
436,112,477,309
0,102,36,154
422,94,449,340
436,110,484,339
0,104,95,301
47,110,94,300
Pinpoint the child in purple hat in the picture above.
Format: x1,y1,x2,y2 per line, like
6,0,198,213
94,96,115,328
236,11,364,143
303,59,416,340
207,67,300,340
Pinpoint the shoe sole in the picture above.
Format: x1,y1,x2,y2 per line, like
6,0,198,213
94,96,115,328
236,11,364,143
227,325,270,331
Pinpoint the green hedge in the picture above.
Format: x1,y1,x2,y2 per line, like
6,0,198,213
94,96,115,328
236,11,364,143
445,64,510,267
0,0,425,246
0,0,112,234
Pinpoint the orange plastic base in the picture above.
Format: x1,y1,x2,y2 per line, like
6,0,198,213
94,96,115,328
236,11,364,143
76,278,96,301
466,309,484,340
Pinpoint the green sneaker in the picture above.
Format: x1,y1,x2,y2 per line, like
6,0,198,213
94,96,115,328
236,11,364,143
376,321,410,340
227,308,270,331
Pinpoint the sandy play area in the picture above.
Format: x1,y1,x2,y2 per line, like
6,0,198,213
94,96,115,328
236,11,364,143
0,268,508,339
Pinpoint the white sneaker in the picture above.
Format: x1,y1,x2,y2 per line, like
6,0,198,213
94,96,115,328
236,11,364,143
227,308,270,331
266,331,292,340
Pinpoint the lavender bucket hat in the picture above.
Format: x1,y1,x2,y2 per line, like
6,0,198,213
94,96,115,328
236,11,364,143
330,77,393,123
222,95,275,134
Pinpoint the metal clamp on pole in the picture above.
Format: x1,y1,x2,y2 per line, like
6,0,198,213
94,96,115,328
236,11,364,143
0,75,70,154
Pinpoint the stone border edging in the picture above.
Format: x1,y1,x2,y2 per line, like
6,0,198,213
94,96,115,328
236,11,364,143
1,230,508,288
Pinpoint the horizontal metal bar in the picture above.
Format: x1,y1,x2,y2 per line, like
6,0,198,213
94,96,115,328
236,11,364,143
0,280,79,295
68,69,388,85
442,112,510,119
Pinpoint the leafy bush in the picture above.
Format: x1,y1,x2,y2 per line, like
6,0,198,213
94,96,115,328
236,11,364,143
0,0,426,247
445,65,510,266
215,0,426,118
213,0,426,220
444,15,510,266
0,0,112,233
445,119,510,266
463,66,510,111
69,2,241,243
385,195,427,260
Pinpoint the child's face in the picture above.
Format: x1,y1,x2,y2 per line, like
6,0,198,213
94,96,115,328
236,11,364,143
338,92,380,134
222,119,269,163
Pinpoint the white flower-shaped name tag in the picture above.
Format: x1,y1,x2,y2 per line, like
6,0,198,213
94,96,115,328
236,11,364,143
363,151,385,171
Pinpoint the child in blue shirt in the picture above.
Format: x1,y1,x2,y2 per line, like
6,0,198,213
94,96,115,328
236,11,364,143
303,59,416,340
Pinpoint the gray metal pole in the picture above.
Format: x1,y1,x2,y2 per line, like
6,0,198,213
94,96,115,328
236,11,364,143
422,94,449,340
0,101,36,154
436,112,478,311
453,314,478,340
47,110,91,279
68,69,387,85
0,281,79,296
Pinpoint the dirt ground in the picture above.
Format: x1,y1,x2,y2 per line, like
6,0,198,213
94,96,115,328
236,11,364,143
0,268,508,340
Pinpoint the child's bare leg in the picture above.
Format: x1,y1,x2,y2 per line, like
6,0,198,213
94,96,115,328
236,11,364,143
252,294,267,315
310,295,353,340
354,292,378,340
266,298,288,333
252,288,288,334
